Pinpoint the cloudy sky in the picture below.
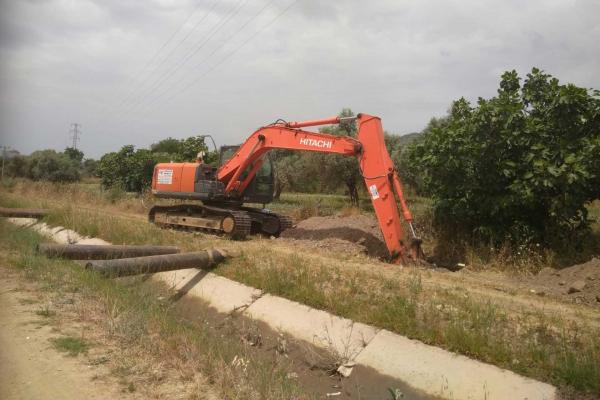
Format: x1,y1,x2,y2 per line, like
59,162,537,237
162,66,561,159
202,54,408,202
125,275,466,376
1,0,599,158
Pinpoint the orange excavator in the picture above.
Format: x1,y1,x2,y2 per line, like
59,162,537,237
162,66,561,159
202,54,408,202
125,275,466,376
149,113,423,264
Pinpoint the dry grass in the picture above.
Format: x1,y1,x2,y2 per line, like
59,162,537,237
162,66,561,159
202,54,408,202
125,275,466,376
7,177,596,271
2,180,600,396
0,219,310,399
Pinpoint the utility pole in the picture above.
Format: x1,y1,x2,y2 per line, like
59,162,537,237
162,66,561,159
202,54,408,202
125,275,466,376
1,145,10,181
70,123,82,149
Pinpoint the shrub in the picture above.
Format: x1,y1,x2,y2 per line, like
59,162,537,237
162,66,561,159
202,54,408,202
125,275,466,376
407,68,600,247
97,145,160,192
26,150,80,182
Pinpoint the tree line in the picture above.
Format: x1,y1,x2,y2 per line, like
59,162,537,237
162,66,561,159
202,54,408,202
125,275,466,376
2,68,598,252
1,147,96,183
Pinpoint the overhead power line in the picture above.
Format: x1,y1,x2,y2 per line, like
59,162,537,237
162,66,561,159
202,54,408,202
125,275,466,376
115,0,219,110
145,0,281,108
94,1,207,125
132,1,205,81
156,0,301,109
109,0,299,131
118,0,250,116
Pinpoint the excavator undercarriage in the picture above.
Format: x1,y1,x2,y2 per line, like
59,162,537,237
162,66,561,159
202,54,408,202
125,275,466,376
148,203,293,239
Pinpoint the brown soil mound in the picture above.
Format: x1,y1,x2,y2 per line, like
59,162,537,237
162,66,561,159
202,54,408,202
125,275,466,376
533,258,600,305
280,215,389,259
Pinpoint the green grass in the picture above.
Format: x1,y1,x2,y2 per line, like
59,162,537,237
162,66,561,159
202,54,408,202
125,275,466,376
217,252,600,390
0,219,308,399
50,336,89,357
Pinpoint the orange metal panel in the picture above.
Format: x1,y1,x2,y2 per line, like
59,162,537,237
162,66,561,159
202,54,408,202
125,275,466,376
180,163,198,192
153,163,184,193
356,114,405,262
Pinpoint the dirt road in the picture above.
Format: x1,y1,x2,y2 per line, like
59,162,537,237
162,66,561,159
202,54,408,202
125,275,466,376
0,271,134,400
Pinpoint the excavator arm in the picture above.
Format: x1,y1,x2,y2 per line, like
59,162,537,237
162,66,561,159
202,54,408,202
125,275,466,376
217,113,423,264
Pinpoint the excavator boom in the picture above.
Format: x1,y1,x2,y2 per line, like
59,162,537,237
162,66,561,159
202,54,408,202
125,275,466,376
217,113,422,264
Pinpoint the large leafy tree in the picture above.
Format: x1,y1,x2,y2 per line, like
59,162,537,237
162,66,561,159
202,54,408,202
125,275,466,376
315,108,362,205
2,149,82,183
408,68,600,246
64,147,84,163
98,135,214,192
151,136,211,162
97,145,161,192
272,109,362,203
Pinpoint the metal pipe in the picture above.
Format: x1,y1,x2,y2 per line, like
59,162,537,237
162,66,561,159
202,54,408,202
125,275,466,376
37,243,180,260
0,207,49,218
199,134,218,153
85,249,231,277
285,116,342,129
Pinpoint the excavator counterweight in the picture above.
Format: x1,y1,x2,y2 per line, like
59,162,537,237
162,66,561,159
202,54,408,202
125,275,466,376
150,113,423,265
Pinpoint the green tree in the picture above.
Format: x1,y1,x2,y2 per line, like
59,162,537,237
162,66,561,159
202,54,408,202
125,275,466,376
26,150,80,182
64,147,84,163
97,145,161,192
150,137,181,155
4,155,29,178
408,68,600,247
315,108,362,205
272,109,362,202
150,136,210,162
180,136,209,161
82,158,99,177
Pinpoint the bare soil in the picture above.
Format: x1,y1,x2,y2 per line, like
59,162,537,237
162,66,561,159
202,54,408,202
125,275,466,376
280,214,600,311
281,215,389,258
0,271,138,400
530,258,600,305
0,265,219,400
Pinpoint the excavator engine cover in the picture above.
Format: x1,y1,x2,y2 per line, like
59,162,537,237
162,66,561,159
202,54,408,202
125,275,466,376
152,163,225,201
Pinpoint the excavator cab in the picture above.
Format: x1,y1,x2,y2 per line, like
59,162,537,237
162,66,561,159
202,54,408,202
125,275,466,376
219,145,274,205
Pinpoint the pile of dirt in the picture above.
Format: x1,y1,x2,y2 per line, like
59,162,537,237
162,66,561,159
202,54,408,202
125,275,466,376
281,215,388,259
533,258,600,305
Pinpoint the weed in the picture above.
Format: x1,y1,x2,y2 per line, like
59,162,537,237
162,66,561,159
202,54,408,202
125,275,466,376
1,177,16,190
105,185,126,204
35,304,56,318
388,387,405,399
50,336,89,356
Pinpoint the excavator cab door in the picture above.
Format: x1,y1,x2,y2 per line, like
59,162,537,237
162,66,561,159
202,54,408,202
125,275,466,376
219,146,274,204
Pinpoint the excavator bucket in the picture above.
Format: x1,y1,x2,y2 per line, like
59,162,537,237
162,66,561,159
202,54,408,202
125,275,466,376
391,237,425,266
409,237,426,263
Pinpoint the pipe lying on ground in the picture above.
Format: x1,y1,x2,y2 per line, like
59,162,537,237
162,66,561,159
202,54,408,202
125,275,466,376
85,249,231,277
37,243,180,260
0,207,49,218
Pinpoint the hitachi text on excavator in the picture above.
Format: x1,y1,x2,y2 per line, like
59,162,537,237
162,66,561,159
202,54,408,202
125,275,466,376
149,113,423,265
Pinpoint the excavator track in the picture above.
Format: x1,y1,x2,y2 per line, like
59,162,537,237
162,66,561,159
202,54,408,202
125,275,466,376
148,204,251,239
241,207,294,236
148,204,294,238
